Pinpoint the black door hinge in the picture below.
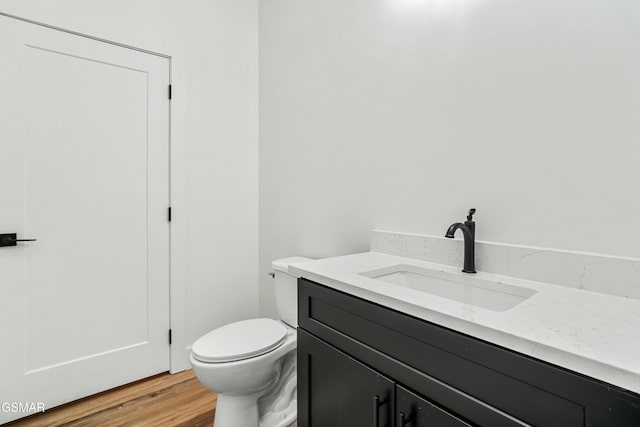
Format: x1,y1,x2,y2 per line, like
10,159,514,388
168,84,172,100
169,329,172,345
168,207,172,222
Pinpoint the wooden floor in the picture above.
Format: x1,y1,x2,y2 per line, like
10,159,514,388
5,370,217,427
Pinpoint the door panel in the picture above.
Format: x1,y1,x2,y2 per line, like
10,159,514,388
298,329,394,427
0,16,170,423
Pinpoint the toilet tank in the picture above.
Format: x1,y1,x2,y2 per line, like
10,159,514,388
271,257,313,328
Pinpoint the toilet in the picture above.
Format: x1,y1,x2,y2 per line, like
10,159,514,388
190,257,311,427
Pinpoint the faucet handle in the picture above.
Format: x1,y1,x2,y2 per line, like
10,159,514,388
466,208,476,222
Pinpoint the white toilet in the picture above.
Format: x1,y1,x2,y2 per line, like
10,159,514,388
190,257,310,427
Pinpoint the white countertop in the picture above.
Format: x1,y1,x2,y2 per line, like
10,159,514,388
290,252,640,394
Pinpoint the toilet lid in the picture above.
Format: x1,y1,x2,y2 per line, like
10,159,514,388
192,318,288,363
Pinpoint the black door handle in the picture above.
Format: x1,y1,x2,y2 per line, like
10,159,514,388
0,233,37,247
399,411,413,426
373,395,388,427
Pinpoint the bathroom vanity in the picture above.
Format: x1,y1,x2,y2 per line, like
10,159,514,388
292,251,640,427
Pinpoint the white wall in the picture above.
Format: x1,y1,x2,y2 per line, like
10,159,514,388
259,0,640,316
0,0,259,369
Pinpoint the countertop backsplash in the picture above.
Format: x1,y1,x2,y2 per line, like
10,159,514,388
371,230,640,300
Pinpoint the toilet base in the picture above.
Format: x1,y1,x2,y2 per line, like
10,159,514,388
212,352,297,427
214,392,261,427
212,393,296,427
258,352,297,427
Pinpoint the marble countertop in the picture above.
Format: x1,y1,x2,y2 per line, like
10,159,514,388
289,252,640,395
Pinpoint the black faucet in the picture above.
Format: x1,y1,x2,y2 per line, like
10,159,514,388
445,209,477,273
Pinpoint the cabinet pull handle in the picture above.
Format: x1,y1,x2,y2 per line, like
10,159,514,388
399,411,412,426
373,395,387,427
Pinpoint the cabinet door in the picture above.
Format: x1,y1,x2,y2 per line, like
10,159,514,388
396,385,474,427
298,329,394,427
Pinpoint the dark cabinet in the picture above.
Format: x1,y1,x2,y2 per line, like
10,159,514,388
298,278,640,427
298,329,470,427
298,329,394,427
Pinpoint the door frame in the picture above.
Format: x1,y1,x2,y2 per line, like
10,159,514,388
0,11,190,373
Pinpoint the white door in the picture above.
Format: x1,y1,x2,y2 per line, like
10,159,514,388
0,16,170,423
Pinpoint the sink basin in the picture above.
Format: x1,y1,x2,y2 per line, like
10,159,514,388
360,264,536,311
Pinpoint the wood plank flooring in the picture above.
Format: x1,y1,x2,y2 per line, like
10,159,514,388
5,370,217,427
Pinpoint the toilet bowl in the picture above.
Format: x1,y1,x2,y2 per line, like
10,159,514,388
190,257,311,427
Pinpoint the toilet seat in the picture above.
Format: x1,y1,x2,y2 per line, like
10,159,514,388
192,318,288,363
